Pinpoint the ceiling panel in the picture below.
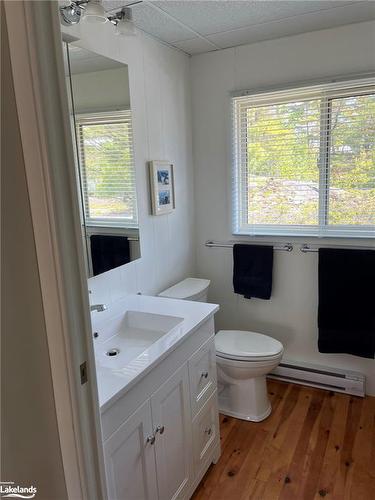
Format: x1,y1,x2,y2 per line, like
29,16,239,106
84,1,375,56
172,37,217,55
102,0,130,13
206,2,375,50
152,0,355,36
104,1,196,42
132,2,196,42
68,46,123,74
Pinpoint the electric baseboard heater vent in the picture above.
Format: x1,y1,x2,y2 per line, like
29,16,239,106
268,360,365,397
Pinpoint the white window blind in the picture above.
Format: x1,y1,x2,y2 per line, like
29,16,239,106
232,78,375,238
76,110,138,228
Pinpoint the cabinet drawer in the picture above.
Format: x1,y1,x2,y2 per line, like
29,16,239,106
192,390,219,476
188,337,217,416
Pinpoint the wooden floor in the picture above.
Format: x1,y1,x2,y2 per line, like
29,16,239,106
192,381,375,500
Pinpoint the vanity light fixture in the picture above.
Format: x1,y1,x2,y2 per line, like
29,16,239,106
60,1,138,35
59,1,83,26
109,8,137,36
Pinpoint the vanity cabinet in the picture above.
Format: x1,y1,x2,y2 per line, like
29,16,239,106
101,318,220,500
103,400,158,500
104,366,192,500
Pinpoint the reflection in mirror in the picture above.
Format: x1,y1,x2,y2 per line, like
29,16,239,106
64,43,141,277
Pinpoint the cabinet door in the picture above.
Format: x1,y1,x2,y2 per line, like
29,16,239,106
103,400,158,500
151,365,192,500
188,338,217,416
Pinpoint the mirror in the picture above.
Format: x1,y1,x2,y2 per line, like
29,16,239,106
64,43,141,277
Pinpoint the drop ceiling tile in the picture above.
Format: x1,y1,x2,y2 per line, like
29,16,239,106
152,0,355,36
125,2,195,43
172,37,218,55
206,2,375,50
102,0,130,12
99,0,375,56
68,46,123,74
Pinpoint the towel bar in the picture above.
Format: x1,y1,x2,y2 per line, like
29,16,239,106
300,244,375,253
205,240,293,252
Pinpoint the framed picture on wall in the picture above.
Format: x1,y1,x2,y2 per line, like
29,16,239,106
149,161,175,215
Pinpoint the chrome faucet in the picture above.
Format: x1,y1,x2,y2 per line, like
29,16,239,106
90,304,107,313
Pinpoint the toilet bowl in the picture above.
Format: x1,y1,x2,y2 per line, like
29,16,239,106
215,330,283,421
158,278,284,422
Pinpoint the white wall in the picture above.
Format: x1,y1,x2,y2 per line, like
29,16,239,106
62,23,195,306
191,22,375,394
70,67,131,113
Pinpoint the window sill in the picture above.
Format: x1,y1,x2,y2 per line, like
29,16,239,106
233,228,375,240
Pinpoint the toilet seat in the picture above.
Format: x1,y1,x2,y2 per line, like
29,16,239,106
215,330,283,362
216,351,283,363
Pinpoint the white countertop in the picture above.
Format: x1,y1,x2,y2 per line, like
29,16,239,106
91,295,219,411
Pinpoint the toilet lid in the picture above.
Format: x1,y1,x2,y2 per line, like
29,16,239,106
215,330,283,360
158,278,210,300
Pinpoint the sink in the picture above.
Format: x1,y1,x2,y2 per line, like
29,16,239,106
94,310,184,369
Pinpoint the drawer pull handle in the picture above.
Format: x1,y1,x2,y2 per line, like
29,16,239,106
155,425,165,435
146,434,155,445
204,427,212,436
201,371,209,379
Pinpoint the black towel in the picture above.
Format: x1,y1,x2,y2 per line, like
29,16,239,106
318,248,375,359
90,235,130,276
233,244,273,299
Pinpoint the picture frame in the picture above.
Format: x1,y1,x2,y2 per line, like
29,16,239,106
149,161,175,215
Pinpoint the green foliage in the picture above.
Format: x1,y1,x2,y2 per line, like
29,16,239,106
79,120,135,219
245,94,375,226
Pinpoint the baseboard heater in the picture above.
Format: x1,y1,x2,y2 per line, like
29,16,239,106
268,359,365,397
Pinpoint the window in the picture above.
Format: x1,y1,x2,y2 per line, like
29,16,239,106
232,79,375,237
76,111,138,228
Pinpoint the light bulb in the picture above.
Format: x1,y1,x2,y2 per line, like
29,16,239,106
115,18,136,36
83,0,107,24
114,7,136,36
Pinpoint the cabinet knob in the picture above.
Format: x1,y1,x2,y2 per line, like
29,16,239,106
146,434,155,445
201,371,209,379
204,427,212,436
155,425,165,435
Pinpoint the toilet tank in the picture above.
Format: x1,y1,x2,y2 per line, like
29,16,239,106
158,278,210,302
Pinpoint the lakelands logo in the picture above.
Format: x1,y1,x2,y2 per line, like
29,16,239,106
0,482,37,499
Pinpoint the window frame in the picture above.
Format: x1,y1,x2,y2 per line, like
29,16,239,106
231,77,375,239
75,110,138,229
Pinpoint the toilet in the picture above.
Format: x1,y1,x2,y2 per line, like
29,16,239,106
159,278,284,422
